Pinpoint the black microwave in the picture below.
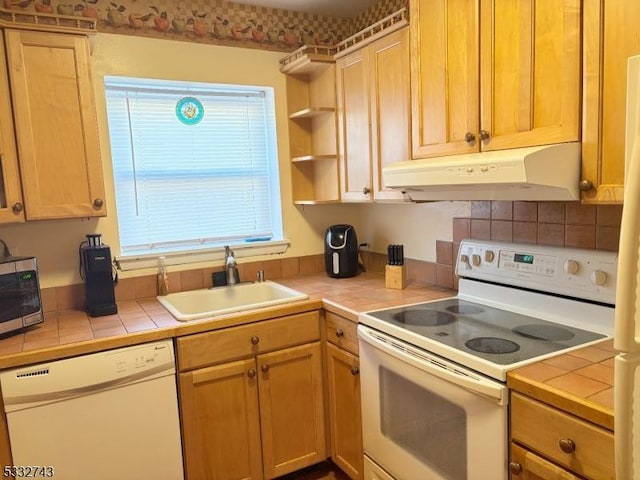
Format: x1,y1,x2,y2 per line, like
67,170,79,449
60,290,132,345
0,257,43,335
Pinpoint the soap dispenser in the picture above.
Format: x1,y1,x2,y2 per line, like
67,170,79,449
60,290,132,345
157,256,169,296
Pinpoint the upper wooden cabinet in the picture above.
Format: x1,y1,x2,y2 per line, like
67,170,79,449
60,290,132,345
410,0,581,158
336,27,410,202
0,30,23,223
2,29,106,220
581,0,640,204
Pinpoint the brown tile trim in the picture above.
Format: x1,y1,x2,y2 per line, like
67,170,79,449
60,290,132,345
436,240,453,265
491,201,513,220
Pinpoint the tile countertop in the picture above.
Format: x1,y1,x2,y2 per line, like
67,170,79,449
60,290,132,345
0,273,455,370
507,340,615,431
0,272,615,431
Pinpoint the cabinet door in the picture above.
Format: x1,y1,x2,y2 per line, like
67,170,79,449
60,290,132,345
326,343,363,480
4,29,106,220
581,0,640,203
479,0,581,151
179,359,263,480
258,342,326,479
370,28,411,202
510,443,581,480
0,30,24,223
336,49,372,202
410,0,480,158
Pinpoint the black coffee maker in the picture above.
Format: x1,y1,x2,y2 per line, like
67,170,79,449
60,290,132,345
324,224,360,278
80,234,118,316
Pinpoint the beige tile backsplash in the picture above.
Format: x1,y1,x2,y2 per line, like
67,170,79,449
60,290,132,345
44,201,622,311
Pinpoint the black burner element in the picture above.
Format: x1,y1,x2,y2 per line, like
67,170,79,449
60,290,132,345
392,310,456,326
446,304,484,315
513,324,575,342
465,337,520,354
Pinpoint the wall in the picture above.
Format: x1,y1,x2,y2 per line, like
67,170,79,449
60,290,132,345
0,31,468,290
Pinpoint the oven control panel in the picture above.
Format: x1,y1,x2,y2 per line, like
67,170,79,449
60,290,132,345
456,240,618,304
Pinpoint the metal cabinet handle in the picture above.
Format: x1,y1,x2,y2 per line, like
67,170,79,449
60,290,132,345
247,369,256,379
12,202,23,214
579,180,594,192
261,364,269,373
508,462,522,475
362,186,371,195
250,336,260,345
335,329,344,337
479,130,490,142
351,366,359,376
464,132,476,145
93,198,104,208
559,438,576,454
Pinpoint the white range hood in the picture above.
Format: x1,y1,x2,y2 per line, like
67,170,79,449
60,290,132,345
382,142,581,201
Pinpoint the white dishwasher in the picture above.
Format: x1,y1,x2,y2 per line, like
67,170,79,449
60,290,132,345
0,339,184,480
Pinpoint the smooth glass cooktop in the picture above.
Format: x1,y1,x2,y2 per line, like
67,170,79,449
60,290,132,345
365,298,606,365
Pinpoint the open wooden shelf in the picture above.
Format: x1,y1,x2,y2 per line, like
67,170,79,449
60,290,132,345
289,107,335,119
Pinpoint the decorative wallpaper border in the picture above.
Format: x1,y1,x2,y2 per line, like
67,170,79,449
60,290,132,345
2,0,407,52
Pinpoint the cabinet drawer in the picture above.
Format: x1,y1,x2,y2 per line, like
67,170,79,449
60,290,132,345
510,392,614,480
510,443,581,479
325,312,358,356
176,311,320,371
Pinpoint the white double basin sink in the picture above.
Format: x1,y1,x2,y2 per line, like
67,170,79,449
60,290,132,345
157,280,310,321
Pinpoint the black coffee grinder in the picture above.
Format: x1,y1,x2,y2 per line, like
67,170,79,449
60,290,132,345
80,234,118,316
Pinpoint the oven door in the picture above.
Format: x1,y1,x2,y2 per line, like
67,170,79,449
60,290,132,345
358,325,508,480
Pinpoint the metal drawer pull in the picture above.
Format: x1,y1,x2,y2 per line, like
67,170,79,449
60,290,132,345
559,438,575,454
464,132,476,145
12,202,23,214
250,336,259,345
508,462,522,475
350,366,359,376
335,329,344,337
247,369,256,379
261,364,269,373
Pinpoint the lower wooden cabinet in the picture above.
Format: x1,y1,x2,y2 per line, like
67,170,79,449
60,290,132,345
326,342,363,480
325,312,363,480
509,392,614,480
177,312,326,480
179,358,263,480
258,342,326,479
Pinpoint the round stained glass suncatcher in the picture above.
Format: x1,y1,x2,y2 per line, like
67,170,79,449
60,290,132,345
176,96,204,125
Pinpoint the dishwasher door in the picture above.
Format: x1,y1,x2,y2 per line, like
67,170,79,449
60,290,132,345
0,339,184,480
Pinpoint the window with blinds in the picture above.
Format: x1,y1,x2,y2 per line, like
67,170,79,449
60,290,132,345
104,76,283,259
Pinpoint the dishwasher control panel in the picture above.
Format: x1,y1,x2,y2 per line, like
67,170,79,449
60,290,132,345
0,340,176,412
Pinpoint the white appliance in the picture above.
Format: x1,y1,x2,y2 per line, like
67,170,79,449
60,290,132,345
359,240,617,480
381,142,581,201
0,339,184,480
614,54,640,479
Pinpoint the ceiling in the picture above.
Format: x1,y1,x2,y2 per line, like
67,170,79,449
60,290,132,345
229,0,380,18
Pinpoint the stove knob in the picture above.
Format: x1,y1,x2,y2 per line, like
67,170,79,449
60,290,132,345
471,254,481,267
460,254,470,268
590,270,607,286
563,259,579,275
484,250,495,263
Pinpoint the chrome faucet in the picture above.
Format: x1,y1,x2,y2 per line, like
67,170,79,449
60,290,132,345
224,246,240,285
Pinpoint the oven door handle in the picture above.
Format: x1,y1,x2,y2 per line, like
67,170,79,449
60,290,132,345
358,326,507,406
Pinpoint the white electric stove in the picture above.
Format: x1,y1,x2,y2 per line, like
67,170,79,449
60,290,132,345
357,240,617,480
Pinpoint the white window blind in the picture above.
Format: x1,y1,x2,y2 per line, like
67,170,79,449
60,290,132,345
104,76,283,258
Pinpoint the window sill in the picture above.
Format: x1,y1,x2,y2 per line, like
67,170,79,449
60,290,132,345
115,240,290,272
